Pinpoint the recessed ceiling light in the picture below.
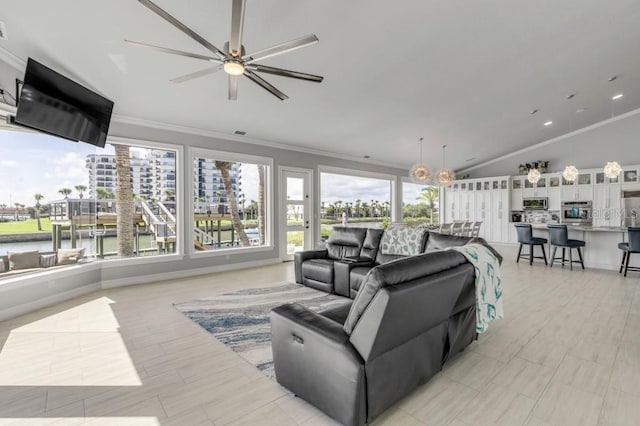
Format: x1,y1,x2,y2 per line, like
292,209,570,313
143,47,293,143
612,93,623,100
465,157,476,162
544,121,553,126
608,75,618,82
566,93,576,100
530,109,539,115
576,108,586,113
233,130,247,135
363,155,370,159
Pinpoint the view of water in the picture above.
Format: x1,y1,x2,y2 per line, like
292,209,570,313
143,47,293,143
0,235,158,257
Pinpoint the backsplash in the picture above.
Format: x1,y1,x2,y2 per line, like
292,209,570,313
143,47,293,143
524,210,560,224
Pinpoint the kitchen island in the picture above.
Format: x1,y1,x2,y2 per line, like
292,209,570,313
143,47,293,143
528,223,634,270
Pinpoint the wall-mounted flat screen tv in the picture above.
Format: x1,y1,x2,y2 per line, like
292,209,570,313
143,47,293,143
15,58,114,148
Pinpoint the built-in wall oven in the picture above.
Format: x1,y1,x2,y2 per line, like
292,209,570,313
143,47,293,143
561,201,592,225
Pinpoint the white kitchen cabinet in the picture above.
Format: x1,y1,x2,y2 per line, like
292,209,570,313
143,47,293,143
561,172,593,202
522,176,547,198
547,174,561,211
593,172,622,227
511,177,523,210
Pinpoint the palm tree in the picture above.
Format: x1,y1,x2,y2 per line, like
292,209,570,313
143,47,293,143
74,185,87,199
417,187,439,224
257,164,266,245
34,193,44,231
115,144,134,257
214,160,250,246
58,188,72,199
96,188,108,200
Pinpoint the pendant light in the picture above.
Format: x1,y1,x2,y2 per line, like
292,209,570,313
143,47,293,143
409,137,431,184
436,144,455,186
563,96,579,182
527,167,541,184
603,161,622,179
603,83,623,179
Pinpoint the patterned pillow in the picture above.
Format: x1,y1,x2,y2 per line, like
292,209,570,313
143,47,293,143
380,225,425,256
39,253,58,268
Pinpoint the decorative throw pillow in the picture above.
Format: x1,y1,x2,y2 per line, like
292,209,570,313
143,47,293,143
39,253,58,268
57,248,86,265
8,250,40,270
380,225,424,256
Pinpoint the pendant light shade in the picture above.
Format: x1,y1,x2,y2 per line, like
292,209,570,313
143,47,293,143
410,137,431,184
527,168,541,184
603,161,622,179
562,165,579,182
436,144,455,186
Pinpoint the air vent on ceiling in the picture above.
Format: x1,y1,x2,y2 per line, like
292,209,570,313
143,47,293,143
233,130,247,135
0,21,7,40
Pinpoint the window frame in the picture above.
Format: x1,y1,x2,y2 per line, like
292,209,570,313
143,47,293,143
188,147,274,257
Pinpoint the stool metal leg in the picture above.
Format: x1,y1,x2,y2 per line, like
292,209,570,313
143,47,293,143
550,246,557,268
624,251,631,277
619,251,626,274
562,248,566,266
577,247,584,270
541,244,548,265
569,248,573,271
529,244,534,265
517,244,523,263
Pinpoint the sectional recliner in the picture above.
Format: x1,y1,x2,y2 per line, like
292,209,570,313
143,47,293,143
294,225,490,299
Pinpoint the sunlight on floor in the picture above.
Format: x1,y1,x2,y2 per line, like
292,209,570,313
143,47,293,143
0,297,142,386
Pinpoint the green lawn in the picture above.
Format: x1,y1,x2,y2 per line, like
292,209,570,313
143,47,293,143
0,218,52,235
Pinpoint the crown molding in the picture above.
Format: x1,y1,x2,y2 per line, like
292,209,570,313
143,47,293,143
457,106,640,174
112,114,408,171
0,45,25,71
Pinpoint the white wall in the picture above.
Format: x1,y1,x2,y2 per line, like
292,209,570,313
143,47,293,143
461,110,640,178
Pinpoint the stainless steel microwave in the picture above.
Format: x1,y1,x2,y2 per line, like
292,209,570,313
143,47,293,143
523,197,548,210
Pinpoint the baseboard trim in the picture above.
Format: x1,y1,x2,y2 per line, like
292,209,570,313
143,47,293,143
100,258,282,289
0,282,101,322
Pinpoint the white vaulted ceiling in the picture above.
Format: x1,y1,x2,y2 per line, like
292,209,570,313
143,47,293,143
0,0,639,171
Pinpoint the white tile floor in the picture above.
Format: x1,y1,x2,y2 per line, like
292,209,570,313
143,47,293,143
0,254,638,425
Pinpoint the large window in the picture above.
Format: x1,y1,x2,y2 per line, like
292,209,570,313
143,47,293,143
0,129,180,279
320,169,393,239
402,180,439,224
191,149,271,251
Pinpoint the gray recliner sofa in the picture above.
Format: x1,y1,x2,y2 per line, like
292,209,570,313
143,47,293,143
271,250,478,426
295,226,495,299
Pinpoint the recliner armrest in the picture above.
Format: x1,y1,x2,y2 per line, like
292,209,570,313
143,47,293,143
294,249,329,283
334,260,375,297
271,303,366,426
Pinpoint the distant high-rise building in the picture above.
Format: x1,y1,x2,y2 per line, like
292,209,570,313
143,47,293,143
86,151,241,208
193,158,242,208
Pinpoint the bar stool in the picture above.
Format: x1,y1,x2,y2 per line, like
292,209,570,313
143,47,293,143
548,224,585,270
515,223,548,265
618,227,640,277
439,223,453,235
471,221,483,238
461,221,473,237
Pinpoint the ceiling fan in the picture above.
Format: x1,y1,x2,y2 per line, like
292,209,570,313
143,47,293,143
126,0,324,100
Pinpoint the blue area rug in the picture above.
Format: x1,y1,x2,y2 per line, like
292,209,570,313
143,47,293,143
174,283,350,379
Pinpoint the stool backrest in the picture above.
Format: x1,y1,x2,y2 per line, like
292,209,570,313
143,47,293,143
471,221,482,237
514,223,533,244
548,224,568,246
439,223,453,235
629,227,640,252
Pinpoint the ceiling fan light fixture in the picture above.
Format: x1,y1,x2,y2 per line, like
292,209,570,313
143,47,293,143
223,59,245,76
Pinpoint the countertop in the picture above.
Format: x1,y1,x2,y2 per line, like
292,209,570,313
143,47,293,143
528,224,627,232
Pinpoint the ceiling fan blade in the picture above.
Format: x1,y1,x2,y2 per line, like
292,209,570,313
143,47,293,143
125,40,222,62
243,34,319,64
243,70,288,100
228,75,239,101
247,64,323,83
170,66,221,83
138,0,227,59
229,0,246,57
